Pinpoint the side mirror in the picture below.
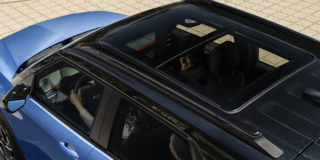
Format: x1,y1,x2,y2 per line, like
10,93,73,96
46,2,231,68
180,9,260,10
1,84,27,113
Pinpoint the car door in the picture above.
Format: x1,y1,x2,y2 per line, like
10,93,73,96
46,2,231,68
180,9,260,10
10,53,113,160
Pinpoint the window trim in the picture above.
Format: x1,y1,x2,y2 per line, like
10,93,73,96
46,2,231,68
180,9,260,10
28,57,112,145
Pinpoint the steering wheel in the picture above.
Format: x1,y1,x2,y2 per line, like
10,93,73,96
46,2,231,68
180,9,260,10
74,75,86,93
74,75,90,106
74,75,102,112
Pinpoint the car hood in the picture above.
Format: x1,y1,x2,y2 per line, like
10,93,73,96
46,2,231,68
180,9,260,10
0,11,127,82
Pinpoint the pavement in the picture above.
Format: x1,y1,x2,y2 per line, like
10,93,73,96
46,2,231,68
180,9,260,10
0,0,320,41
1,0,320,41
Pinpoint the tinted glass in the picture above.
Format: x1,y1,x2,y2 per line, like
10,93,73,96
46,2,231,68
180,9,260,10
101,4,238,68
33,61,104,133
158,27,313,110
190,132,234,160
132,95,237,160
108,99,191,160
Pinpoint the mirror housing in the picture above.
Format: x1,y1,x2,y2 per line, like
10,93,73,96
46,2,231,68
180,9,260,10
1,84,27,113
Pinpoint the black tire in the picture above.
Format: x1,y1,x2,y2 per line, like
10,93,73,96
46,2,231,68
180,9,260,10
0,117,25,160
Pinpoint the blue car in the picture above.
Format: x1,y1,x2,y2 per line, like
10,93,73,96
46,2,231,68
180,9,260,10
1,0,320,160
0,9,128,160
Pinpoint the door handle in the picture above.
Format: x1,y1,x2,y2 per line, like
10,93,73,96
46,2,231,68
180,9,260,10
60,141,79,159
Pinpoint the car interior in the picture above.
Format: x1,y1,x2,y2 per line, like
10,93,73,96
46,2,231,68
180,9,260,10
33,62,104,133
159,30,291,109
109,103,173,160
127,20,220,68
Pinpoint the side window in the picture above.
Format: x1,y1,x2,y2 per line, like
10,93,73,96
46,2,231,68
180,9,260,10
108,99,192,160
33,61,105,134
131,95,232,160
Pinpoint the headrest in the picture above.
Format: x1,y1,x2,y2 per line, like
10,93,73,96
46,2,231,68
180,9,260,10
204,42,218,55
220,42,239,74
138,110,156,124
209,45,222,76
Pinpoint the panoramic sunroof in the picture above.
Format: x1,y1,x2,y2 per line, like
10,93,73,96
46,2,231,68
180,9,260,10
158,26,314,111
97,3,313,111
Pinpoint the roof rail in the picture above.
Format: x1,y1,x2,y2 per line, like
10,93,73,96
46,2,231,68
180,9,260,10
190,98,284,159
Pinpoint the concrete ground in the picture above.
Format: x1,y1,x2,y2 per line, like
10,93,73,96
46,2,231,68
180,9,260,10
1,0,320,41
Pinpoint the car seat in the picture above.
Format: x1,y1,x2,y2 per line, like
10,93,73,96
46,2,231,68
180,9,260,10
205,42,244,98
120,113,171,160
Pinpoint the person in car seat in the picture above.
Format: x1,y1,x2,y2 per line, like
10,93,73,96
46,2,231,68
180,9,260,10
179,51,205,84
124,106,145,134
70,90,146,132
70,89,93,129
169,133,192,160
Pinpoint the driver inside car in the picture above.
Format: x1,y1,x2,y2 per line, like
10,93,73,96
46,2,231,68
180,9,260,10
70,89,93,129
179,51,205,84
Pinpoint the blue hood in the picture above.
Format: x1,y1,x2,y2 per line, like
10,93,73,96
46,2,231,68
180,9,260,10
0,11,127,82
